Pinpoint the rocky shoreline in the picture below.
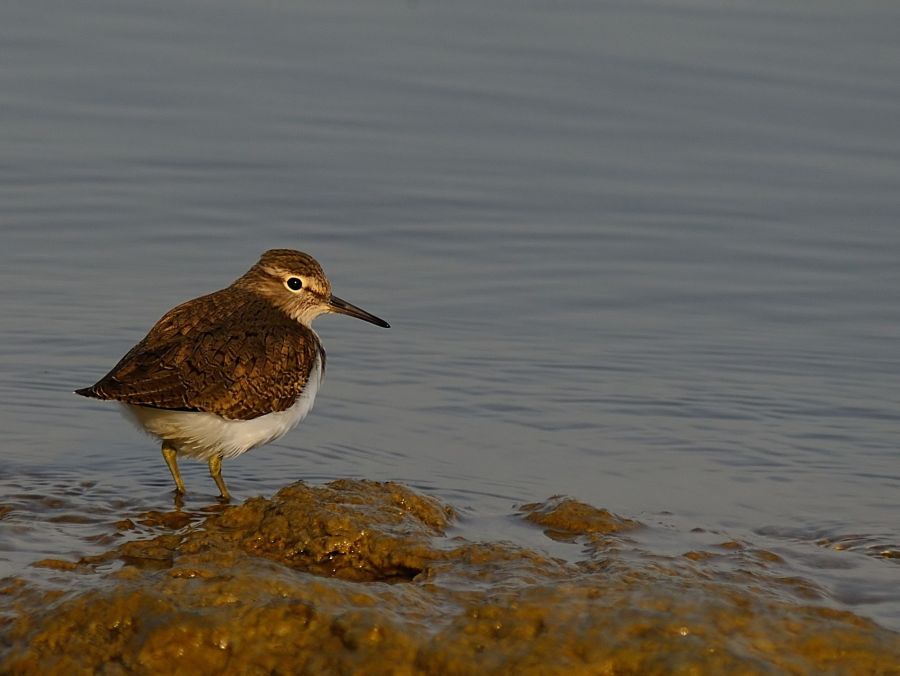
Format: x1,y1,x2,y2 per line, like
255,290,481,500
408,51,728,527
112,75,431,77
2,480,898,674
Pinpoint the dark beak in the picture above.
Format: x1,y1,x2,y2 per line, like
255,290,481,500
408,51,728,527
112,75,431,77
329,295,390,328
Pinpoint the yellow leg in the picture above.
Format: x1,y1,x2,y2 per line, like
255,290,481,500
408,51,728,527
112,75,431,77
208,455,231,501
161,441,186,494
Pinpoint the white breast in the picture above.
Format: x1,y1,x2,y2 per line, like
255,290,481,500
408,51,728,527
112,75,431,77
121,354,324,460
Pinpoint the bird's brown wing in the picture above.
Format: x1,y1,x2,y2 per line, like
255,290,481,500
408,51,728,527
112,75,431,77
76,289,323,420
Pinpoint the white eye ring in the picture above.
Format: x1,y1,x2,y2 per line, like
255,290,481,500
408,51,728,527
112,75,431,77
285,277,304,292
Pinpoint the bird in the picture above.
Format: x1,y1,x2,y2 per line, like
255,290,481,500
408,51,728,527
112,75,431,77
75,249,389,500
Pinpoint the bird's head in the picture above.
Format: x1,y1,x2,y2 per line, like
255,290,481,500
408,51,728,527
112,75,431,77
238,249,390,328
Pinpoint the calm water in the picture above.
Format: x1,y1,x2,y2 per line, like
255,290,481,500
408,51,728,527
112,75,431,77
2,0,899,628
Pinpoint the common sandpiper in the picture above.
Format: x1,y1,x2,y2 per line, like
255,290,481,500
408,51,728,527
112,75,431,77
76,249,389,500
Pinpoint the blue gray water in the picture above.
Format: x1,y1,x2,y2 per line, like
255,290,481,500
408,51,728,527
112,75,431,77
1,0,899,629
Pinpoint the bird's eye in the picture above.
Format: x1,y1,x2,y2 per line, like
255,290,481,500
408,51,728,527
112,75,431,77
286,277,303,291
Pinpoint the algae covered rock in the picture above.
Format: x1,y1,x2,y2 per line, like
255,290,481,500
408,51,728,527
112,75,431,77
108,479,454,581
2,481,898,675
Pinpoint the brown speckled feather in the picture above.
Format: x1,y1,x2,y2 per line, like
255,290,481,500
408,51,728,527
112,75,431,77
76,286,325,420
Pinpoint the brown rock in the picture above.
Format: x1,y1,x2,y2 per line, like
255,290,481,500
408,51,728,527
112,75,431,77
2,481,898,675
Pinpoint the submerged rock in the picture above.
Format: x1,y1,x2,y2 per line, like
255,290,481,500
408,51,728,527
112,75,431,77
1,480,898,674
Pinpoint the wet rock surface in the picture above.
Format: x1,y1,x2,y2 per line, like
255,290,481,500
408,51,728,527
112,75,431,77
2,480,898,674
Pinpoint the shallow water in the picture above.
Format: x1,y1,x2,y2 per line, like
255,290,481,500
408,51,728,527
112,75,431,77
1,0,899,637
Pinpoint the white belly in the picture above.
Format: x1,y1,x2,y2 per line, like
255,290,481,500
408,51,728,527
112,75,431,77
121,355,323,461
